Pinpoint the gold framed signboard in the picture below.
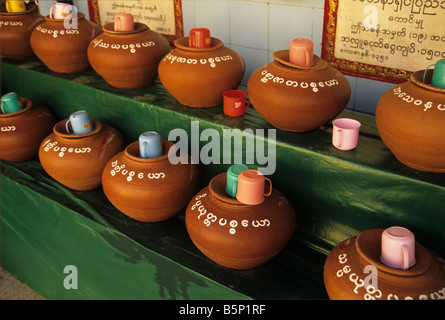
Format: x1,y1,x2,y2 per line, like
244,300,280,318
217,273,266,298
322,0,445,83
87,0,183,45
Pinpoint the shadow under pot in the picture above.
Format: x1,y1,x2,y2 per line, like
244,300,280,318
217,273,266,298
185,173,296,270
39,118,125,191
323,228,445,300
0,3,44,59
0,97,55,161
158,37,245,108
87,22,170,89
376,69,445,172
247,50,351,132
30,12,102,73
101,140,200,222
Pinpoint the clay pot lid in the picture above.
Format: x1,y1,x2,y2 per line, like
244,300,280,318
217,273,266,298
45,12,85,22
355,228,432,277
174,37,223,52
411,69,445,94
0,3,37,16
54,118,102,139
124,140,172,163
0,97,32,118
272,49,326,70
102,22,148,35
208,173,253,210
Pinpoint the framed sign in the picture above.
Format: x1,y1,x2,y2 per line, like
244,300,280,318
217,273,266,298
87,0,183,45
322,0,445,83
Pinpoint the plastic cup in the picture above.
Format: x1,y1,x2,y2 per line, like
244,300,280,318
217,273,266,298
139,131,162,159
189,28,211,48
380,226,416,270
114,12,134,32
66,110,93,135
236,169,272,205
1,92,24,114
289,38,314,67
226,164,248,198
332,118,361,151
223,90,250,117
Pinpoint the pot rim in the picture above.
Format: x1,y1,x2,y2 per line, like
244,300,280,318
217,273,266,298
174,36,224,52
272,49,327,71
44,12,85,23
411,69,445,94
124,140,173,163
0,97,32,118
0,3,37,16
102,22,148,35
355,228,432,277
54,118,102,139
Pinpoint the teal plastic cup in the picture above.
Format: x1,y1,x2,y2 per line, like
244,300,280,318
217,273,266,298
225,164,248,198
1,92,24,114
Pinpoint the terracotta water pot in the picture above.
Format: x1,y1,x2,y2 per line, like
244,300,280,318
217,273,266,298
376,70,445,172
247,50,351,132
0,97,54,161
158,37,245,108
185,173,296,270
0,3,44,59
39,118,124,191
88,22,170,89
323,228,445,300
30,12,101,73
102,140,200,222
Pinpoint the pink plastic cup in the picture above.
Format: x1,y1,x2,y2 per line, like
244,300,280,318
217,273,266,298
114,12,134,32
332,118,361,151
189,28,211,48
50,3,72,19
289,38,314,67
223,90,250,117
380,226,416,270
236,169,272,205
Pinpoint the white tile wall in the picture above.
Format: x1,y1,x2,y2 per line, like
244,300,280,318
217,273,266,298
37,0,395,115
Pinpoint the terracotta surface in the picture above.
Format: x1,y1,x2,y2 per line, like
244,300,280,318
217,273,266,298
158,37,245,108
30,13,102,73
0,4,44,59
39,118,124,191
247,50,351,132
185,173,296,270
323,229,445,300
376,70,445,172
0,97,54,161
88,22,170,89
102,140,200,222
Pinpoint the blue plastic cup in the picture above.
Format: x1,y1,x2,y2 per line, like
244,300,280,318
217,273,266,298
1,92,24,114
139,131,162,158
66,110,93,135
226,164,248,198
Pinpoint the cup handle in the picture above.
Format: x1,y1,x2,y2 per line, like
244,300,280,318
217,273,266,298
65,119,72,134
423,64,435,84
189,32,196,47
245,97,251,110
115,16,121,30
6,1,11,12
49,5,54,18
305,49,311,66
402,245,409,270
264,177,272,197
1,101,5,114
335,128,343,148
230,181,237,198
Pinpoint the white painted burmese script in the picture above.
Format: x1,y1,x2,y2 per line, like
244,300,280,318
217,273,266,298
108,159,165,182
